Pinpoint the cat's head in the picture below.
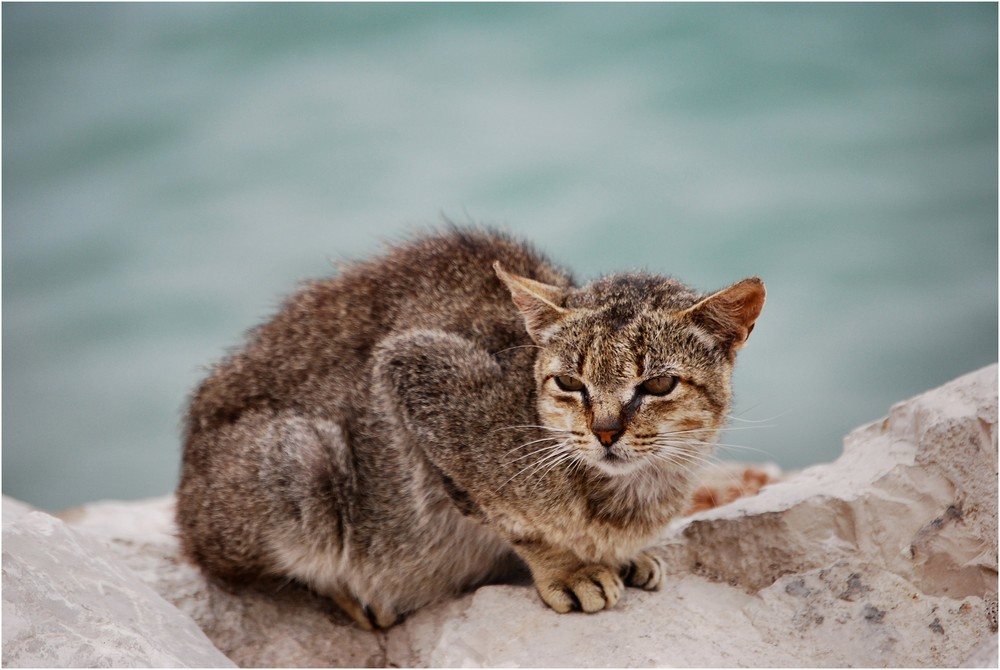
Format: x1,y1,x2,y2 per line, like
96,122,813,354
495,262,765,477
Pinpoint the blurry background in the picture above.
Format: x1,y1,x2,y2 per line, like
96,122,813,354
3,3,996,511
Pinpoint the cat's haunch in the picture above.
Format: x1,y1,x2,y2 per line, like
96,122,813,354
176,228,764,629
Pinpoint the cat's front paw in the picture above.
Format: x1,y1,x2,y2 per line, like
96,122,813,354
537,564,624,614
621,551,665,591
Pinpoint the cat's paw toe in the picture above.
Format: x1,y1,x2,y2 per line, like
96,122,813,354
622,551,665,591
539,564,623,614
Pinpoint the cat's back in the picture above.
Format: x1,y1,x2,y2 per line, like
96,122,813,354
186,228,571,431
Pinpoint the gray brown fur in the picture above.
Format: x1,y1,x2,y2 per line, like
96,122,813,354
176,228,764,628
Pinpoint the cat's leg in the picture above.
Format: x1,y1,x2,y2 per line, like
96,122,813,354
621,550,665,591
371,329,513,441
252,414,408,629
499,544,663,613
510,538,623,613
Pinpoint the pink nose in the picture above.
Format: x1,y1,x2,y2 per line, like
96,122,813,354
592,415,624,447
592,414,624,447
594,429,622,447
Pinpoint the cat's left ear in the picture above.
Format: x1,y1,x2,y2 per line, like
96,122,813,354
494,261,568,344
680,277,765,353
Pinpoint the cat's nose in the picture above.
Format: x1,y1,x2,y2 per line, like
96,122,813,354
595,429,622,447
592,418,624,447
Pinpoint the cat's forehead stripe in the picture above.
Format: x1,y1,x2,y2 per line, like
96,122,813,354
560,309,728,387
581,330,642,387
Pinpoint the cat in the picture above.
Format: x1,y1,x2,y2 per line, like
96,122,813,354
176,228,765,630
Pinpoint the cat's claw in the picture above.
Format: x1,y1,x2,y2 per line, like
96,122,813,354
364,604,402,630
538,564,623,614
331,592,399,630
622,551,665,591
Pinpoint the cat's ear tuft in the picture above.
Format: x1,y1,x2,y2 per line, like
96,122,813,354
681,277,765,354
494,261,568,344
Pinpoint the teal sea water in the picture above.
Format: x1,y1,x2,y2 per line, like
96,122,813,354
4,4,997,511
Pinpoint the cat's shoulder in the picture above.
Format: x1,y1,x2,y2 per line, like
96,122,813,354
372,226,574,288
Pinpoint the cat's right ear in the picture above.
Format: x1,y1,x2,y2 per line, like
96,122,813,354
494,262,568,344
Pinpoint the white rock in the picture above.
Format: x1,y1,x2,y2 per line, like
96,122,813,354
4,364,996,667
1,509,234,668
2,497,36,524
962,635,999,667
386,576,803,667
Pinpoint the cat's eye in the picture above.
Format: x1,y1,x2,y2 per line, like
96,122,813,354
554,375,586,393
639,375,678,396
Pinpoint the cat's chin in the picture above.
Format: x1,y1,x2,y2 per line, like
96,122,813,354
591,452,646,477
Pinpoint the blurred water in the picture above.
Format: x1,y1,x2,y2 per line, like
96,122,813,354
3,3,996,511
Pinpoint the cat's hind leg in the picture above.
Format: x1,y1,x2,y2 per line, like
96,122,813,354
324,590,400,631
251,415,403,629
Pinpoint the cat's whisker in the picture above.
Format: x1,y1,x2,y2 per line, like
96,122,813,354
567,452,590,479
653,457,704,484
725,408,789,424
502,436,564,457
493,344,543,355
648,444,722,470
651,460,720,488
712,443,779,459
503,441,569,465
643,436,716,449
517,443,577,484
642,434,777,461
660,437,779,461
648,446,757,491
650,438,732,451
719,424,778,433
532,451,579,487
648,454,704,481
494,439,573,492
491,424,574,434
653,424,774,439
654,451,742,477
653,450,717,471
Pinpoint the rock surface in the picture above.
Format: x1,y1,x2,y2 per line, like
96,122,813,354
3,364,997,667
2,507,234,668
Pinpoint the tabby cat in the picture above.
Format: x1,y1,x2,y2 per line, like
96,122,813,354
176,228,764,629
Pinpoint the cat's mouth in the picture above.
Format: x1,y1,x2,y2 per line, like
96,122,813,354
593,448,643,475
